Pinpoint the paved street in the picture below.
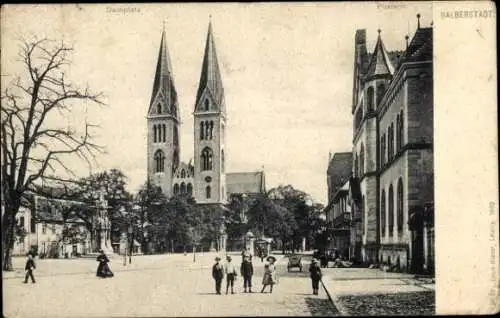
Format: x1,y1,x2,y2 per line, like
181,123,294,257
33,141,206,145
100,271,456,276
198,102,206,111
3,253,338,317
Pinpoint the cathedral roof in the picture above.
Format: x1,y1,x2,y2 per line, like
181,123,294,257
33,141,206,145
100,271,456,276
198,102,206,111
195,20,225,111
149,28,179,117
226,171,265,195
366,31,395,77
404,27,432,62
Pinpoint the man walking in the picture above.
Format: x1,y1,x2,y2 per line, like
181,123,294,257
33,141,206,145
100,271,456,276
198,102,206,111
240,255,254,293
212,256,224,295
24,254,36,284
224,255,237,294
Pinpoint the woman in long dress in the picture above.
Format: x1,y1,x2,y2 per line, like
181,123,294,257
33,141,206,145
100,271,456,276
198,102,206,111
96,250,114,278
261,256,277,293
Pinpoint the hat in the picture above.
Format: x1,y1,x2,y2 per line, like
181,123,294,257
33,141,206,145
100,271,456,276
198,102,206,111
215,256,221,261
226,255,232,261
266,255,276,262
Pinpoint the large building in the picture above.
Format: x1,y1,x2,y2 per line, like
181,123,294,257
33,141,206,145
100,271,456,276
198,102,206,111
349,15,434,273
146,20,265,206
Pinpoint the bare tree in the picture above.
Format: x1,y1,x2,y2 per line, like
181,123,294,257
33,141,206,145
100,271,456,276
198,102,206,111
1,37,105,270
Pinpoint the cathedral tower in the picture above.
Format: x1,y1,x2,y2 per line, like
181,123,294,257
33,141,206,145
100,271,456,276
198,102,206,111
193,19,227,204
147,26,180,197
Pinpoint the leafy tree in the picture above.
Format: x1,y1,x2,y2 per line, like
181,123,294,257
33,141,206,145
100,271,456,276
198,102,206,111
1,37,104,270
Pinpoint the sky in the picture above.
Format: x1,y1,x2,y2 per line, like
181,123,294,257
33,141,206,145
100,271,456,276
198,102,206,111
1,3,432,204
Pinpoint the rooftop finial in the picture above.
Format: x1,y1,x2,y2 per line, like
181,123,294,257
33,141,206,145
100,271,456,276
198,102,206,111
430,20,434,27
377,28,381,35
417,13,421,29
405,34,409,49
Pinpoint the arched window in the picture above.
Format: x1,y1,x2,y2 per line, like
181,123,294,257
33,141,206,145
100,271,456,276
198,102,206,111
180,182,186,195
204,99,209,111
381,134,386,166
154,150,165,173
201,147,213,171
381,189,386,237
387,126,392,161
157,124,162,143
399,110,404,149
187,183,193,197
221,149,225,172
359,144,365,176
206,186,211,199
396,115,401,151
388,184,394,235
397,178,404,233
367,86,374,111
157,103,162,114
162,124,166,143
200,122,204,140
153,125,157,143
205,121,210,140
173,184,179,195
209,121,214,139
377,83,386,106
181,169,186,178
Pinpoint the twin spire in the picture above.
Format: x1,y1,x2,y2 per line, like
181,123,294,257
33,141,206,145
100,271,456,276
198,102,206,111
149,19,224,117
366,29,395,77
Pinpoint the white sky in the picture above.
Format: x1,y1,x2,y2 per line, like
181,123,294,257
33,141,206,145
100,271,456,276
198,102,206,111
1,3,432,204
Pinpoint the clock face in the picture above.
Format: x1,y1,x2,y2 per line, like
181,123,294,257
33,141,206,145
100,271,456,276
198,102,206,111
205,176,212,183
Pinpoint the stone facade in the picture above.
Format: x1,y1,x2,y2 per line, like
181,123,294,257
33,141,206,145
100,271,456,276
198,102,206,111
347,19,434,273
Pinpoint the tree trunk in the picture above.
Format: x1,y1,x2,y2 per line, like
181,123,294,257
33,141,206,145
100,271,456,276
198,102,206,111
2,203,19,271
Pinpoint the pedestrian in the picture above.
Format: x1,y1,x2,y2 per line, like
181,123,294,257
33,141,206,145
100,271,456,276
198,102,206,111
240,255,254,293
96,250,114,278
23,254,36,284
212,256,224,295
261,255,277,293
224,255,237,294
309,258,323,295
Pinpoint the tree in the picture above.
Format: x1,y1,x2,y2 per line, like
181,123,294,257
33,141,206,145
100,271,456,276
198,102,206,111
1,37,104,270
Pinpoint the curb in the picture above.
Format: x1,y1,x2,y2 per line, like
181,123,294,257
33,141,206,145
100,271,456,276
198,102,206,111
320,277,351,316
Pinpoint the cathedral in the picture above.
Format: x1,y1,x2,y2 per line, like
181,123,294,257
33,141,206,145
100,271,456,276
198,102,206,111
146,19,265,206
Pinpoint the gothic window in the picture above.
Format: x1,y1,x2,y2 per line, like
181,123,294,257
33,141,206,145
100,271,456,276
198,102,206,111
206,186,211,199
200,122,205,140
209,121,214,140
154,150,165,173
387,126,391,161
221,149,225,172
396,115,400,152
359,143,365,176
19,216,25,230
162,124,166,143
173,184,179,195
381,134,386,166
377,83,386,106
205,121,210,140
157,103,162,114
157,124,162,143
381,189,386,237
180,182,186,195
399,110,404,149
153,125,157,143
181,169,186,178
201,147,213,171
397,178,404,233
367,86,375,111
187,183,193,197
204,99,209,111
388,184,394,235
391,122,395,158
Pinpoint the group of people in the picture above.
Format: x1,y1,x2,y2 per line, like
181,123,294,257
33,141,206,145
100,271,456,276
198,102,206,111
212,254,278,295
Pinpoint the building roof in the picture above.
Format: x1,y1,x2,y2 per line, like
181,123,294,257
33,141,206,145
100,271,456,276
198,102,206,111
404,27,433,62
366,31,395,77
149,28,179,118
195,20,225,112
226,171,265,195
327,152,352,203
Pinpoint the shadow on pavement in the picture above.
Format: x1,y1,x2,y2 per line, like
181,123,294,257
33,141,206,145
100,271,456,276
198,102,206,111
305,297,341,316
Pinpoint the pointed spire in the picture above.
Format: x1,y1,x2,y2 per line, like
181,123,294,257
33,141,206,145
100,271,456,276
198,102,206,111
366,29,395,77
149,24,178,118
195,18,225,112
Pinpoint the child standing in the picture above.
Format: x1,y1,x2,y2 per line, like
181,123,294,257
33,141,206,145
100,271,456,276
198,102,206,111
224,255,237,294
212,256,224,295
24,254,36,284
309,258,323,295
261,256,277,293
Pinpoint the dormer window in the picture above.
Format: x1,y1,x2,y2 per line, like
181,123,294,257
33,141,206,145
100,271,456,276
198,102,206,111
157,103,162,114
204,99,209,111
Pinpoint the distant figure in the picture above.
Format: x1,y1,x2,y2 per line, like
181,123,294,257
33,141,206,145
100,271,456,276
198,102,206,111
261,256,277,293
224,255,237,294
24,254,36,284
240,255,254,293
96,250,114,278
212,256,224,295
309,258,323,295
